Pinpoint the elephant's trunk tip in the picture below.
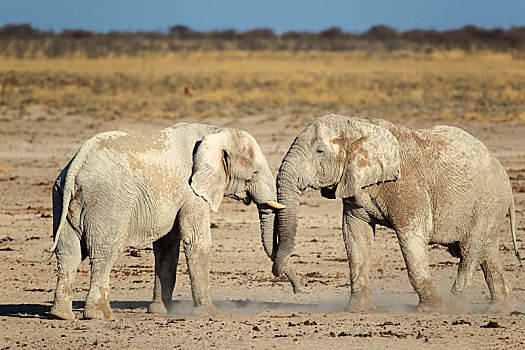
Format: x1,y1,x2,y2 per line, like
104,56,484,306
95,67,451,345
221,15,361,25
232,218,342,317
273,262,301,294
284,269,301,294
272,261,282,278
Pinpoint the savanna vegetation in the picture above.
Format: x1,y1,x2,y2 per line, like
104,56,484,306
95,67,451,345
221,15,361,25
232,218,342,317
0,24,524,122
2,24,525,57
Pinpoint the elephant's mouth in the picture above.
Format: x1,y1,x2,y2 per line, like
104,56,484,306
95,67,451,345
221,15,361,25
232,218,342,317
320,186,337,199
229,192,252,205
242,195,252,205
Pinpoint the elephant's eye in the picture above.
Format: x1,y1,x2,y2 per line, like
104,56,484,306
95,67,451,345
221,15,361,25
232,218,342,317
316,148,325,155
246,171,258,183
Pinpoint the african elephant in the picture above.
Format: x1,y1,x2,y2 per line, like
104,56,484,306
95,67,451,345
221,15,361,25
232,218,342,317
263,114,521,312
48,123,291,320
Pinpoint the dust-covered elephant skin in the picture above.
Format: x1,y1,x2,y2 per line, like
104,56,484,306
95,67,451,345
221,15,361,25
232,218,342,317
48,123,287,320
266,114,521,313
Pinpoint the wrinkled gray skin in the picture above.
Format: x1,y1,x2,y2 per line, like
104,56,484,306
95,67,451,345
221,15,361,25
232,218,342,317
265,114,521,313
49,123,290,320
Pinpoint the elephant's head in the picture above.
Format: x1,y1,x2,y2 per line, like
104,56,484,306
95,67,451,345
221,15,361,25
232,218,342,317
191,128,283,211
190,128,301,292
270,114,401,280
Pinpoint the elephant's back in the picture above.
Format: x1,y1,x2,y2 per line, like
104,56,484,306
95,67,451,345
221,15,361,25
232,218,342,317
163,123,222,149
419,125,506,179
418,126,512,242
75,123,222,201
427,125,488,154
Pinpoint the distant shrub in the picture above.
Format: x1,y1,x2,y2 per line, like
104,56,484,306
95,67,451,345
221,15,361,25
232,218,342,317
281,31,304,40
60,29,93,39
401,29,444,45
0,23,523,57
211,29,238,40
320,27,343,39
169,25,191,37
361,25,399,41
239,28,276,40
504,26,525,48
0,23,44,38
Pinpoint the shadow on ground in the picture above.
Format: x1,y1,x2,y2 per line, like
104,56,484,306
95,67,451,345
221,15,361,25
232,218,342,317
0,301,150,319
1,299,523,319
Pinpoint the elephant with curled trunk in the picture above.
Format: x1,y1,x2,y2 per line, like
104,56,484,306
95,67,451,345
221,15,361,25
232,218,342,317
49,123,291,320
264,114,521,312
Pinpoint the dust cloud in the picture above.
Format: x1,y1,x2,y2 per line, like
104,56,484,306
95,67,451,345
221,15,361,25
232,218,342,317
167,294,525,316
166,294,419,317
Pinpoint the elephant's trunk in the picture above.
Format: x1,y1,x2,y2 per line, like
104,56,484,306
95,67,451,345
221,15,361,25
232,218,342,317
253,168,281,260
258,203,301,293
258,204,277,259
272,158,303,281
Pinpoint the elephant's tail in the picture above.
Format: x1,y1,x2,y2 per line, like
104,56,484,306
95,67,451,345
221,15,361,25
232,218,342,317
47,164,76,254
509,197,522,267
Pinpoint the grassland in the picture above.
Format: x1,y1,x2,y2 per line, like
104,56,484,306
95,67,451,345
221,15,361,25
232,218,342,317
1,50,524,122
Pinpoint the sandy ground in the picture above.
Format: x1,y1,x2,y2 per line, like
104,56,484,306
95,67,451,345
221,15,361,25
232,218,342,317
0,107,524,349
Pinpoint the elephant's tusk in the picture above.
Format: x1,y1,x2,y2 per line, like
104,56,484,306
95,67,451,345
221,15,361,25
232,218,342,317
266,200,286,209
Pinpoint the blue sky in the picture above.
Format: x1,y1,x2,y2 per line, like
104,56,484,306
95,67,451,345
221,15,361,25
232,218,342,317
1,0,524,33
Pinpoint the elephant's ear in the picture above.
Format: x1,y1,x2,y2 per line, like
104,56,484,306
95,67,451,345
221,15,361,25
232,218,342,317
191,131,231,212
335,124,400,198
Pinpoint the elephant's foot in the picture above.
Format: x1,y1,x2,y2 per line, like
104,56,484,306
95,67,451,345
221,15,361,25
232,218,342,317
487,296,518,314
50,279,75,320
83,303,114,320
49,305,75,320
416,294,445,313
147,301,168,315
345,295,376,312
84,286,114,319
415,278,445,312
191,304,222,318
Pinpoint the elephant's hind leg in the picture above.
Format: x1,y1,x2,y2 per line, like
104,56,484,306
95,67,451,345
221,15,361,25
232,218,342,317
50,226,82,320
449,251,478,313
480,248,517,313
148,224,181,315
83,245,120,320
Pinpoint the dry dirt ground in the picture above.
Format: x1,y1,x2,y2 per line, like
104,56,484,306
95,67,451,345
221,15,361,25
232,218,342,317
1,108,524,349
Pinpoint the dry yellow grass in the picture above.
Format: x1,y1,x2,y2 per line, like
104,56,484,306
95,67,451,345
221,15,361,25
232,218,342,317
1,50,524,122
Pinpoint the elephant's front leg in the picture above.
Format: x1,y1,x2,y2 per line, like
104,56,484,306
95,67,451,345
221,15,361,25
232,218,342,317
148,224,181,315
396,226,444,312
179,202,221,317
342,208,375,312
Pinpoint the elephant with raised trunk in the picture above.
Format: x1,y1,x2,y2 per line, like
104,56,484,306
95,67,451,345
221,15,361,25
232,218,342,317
264,114,521,312
49,123,296,320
